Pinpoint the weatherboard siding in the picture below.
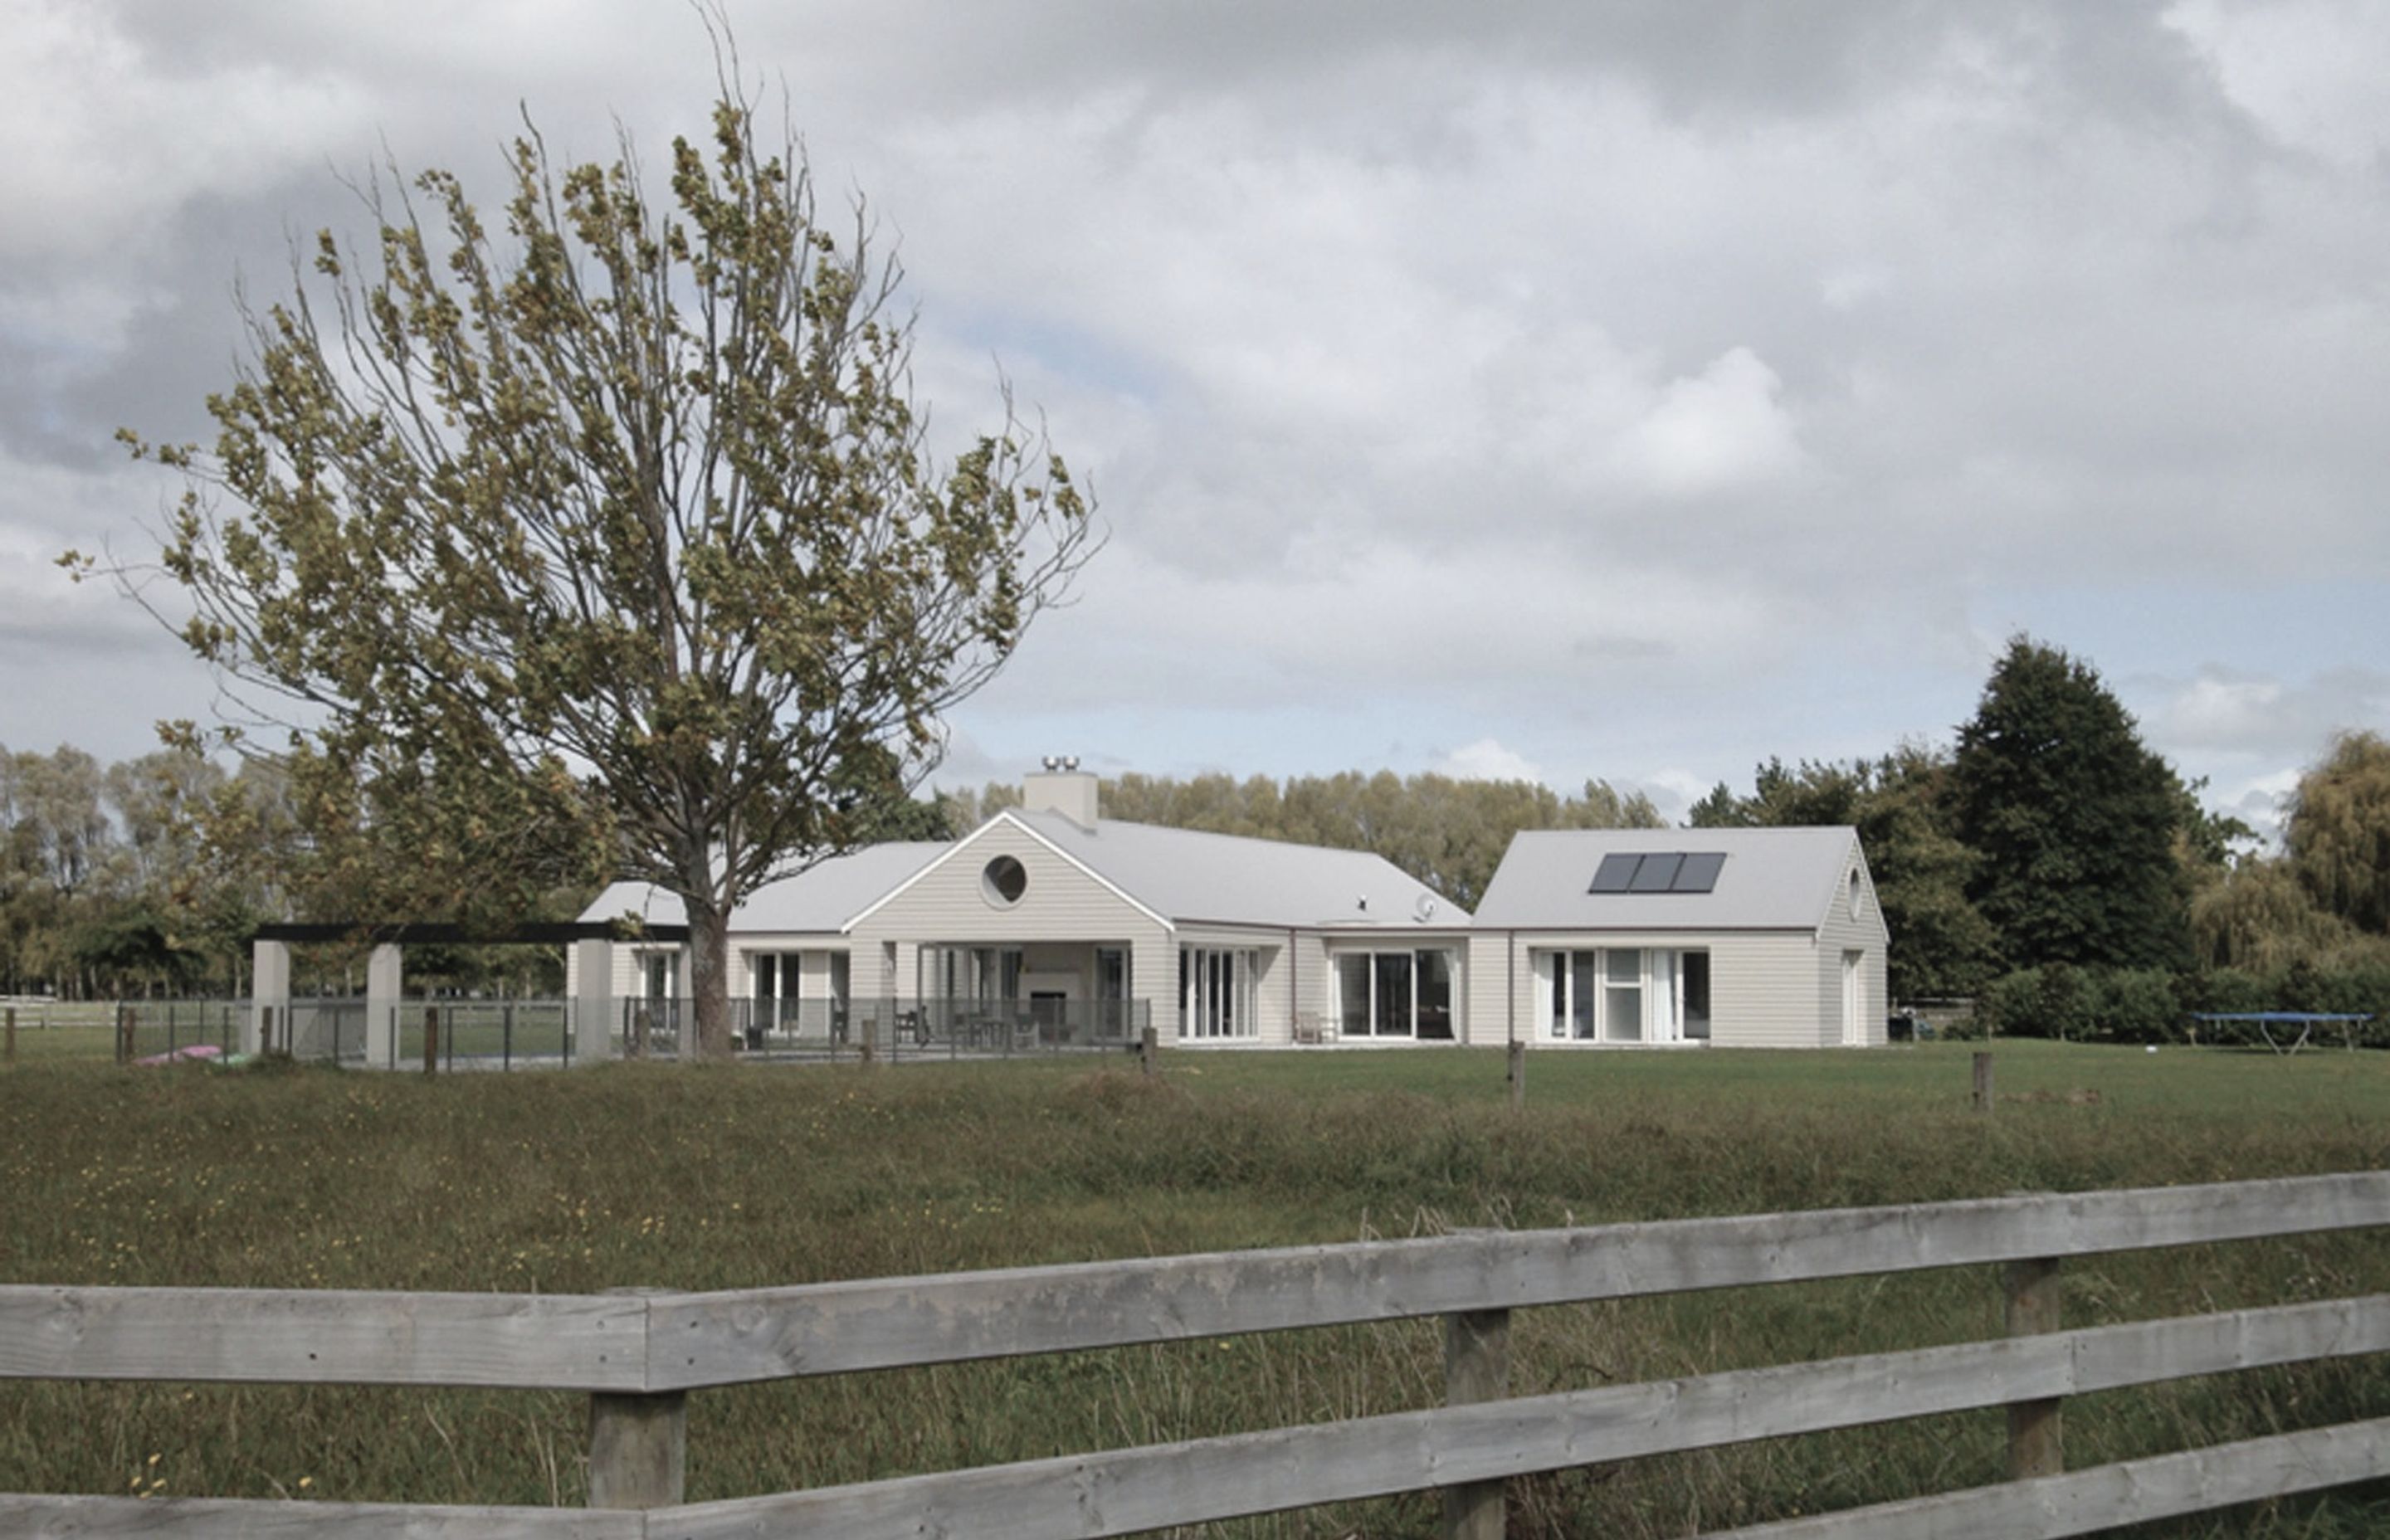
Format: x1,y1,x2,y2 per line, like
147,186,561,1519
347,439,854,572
848,820,1178,1039
1711,933,1831,1047
1466,934,1510,1045
1488,929,1830,1048
1815,851,1890,1046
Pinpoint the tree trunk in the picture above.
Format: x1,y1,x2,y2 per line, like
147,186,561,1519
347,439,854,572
685,890,734,1060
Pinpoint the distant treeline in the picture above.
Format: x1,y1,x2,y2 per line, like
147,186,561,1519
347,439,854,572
7,642,2384,1006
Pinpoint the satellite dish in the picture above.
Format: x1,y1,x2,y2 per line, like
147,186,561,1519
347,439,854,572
1413,893,1438,923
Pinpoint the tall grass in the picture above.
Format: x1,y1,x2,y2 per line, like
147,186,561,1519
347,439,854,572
3,1042,2388,1535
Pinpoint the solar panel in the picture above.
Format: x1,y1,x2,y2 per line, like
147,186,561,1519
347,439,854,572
1588,853,1640,893
1630,852,1684,891
1675,852,1726,893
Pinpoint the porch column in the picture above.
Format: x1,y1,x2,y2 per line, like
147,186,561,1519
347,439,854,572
363,943,402,1070
247,939,290,1055
574,938,615,1061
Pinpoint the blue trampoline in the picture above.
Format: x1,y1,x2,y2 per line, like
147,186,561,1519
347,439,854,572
2189,1011,2374,1055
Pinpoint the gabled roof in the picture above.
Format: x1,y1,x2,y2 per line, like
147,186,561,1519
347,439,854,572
1471,826,1863,932
1007,810,1468,930
579,841,949,935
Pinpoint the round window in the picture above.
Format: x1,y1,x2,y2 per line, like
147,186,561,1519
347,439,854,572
983,855,1028,907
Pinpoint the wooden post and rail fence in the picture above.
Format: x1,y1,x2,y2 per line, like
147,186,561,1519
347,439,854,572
7,1172,2390,1537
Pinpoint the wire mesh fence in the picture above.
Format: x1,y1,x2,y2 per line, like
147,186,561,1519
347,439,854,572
7,994,1149,1070
614,997,1149,1062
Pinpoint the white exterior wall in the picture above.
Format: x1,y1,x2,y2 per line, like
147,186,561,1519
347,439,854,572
1707,933,1832,1047
1814,849,1891,1047
1493,929,1829,1047
563,941,693,1001
848,819,1177,1040
1466,933,1512,1045
723,938,849,1002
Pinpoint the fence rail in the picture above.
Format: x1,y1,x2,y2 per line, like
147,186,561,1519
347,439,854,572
5,1172,2388,1537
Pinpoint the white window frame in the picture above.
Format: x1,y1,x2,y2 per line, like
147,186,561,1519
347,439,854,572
1333,948,1461,1039
1181,946,1257,1039
1534,948,1708,1043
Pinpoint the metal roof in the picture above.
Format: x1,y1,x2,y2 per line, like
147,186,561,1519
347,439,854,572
1011,810,1470,930
579,841,949,935
1471,826,1864,932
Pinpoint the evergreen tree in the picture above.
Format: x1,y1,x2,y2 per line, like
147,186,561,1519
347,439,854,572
1950,638,2192,970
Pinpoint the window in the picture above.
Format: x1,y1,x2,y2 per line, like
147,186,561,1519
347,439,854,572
1681,950,1711,1040
1536,948,1710,1042
1182,947,1256,1038
1335,949,1461,1038
983,855,1028,906
1096,947,1130,1036
1602,948,1644,1042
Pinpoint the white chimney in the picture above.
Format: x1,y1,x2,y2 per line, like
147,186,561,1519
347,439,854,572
1022,759,1100,830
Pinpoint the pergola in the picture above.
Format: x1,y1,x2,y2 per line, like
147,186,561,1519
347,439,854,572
248,921,690,1064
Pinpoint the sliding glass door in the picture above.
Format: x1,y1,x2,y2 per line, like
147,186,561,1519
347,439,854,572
1335,949,1461,1039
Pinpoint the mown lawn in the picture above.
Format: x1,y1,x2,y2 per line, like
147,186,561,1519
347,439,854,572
4,1041,2388,1535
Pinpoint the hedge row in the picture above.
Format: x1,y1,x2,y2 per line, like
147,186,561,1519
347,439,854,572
1958,961,2390,1047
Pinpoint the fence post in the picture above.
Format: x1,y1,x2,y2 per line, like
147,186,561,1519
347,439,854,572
1972,1051,1995,1114
4,1006,14,1065
2003,1254,2063,1479
116,1004,134,1065
423,1006,440,1077
588,1289,685,1509
1506,1040,1525,1111
1139,1025,1158,1078
1442,1299,1511,1540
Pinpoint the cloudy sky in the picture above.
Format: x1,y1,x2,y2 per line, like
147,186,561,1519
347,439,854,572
4,1,2385,840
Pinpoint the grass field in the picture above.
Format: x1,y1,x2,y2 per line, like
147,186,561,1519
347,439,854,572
3,1041,2388,1535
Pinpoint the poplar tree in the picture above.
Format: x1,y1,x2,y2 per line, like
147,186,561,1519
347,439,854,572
101,55,1094,1057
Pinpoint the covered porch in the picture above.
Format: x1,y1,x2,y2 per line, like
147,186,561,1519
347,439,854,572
910,940,1140,1047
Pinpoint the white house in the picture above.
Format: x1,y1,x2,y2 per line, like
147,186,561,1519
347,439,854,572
570,766,1471,1047
567,770,1890,1051
1465,826,1890,1048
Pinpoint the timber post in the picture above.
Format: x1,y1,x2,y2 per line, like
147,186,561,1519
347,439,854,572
1442,1236,1512,1540
2003,1253,2064,1479
588,1288,686,1509
1506,1039,1525,1111
1973,1051,1995,1114
1139,1025,1158,1077
116,1003,134,1065
423,1006,440,1077
4,1006,14,1065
